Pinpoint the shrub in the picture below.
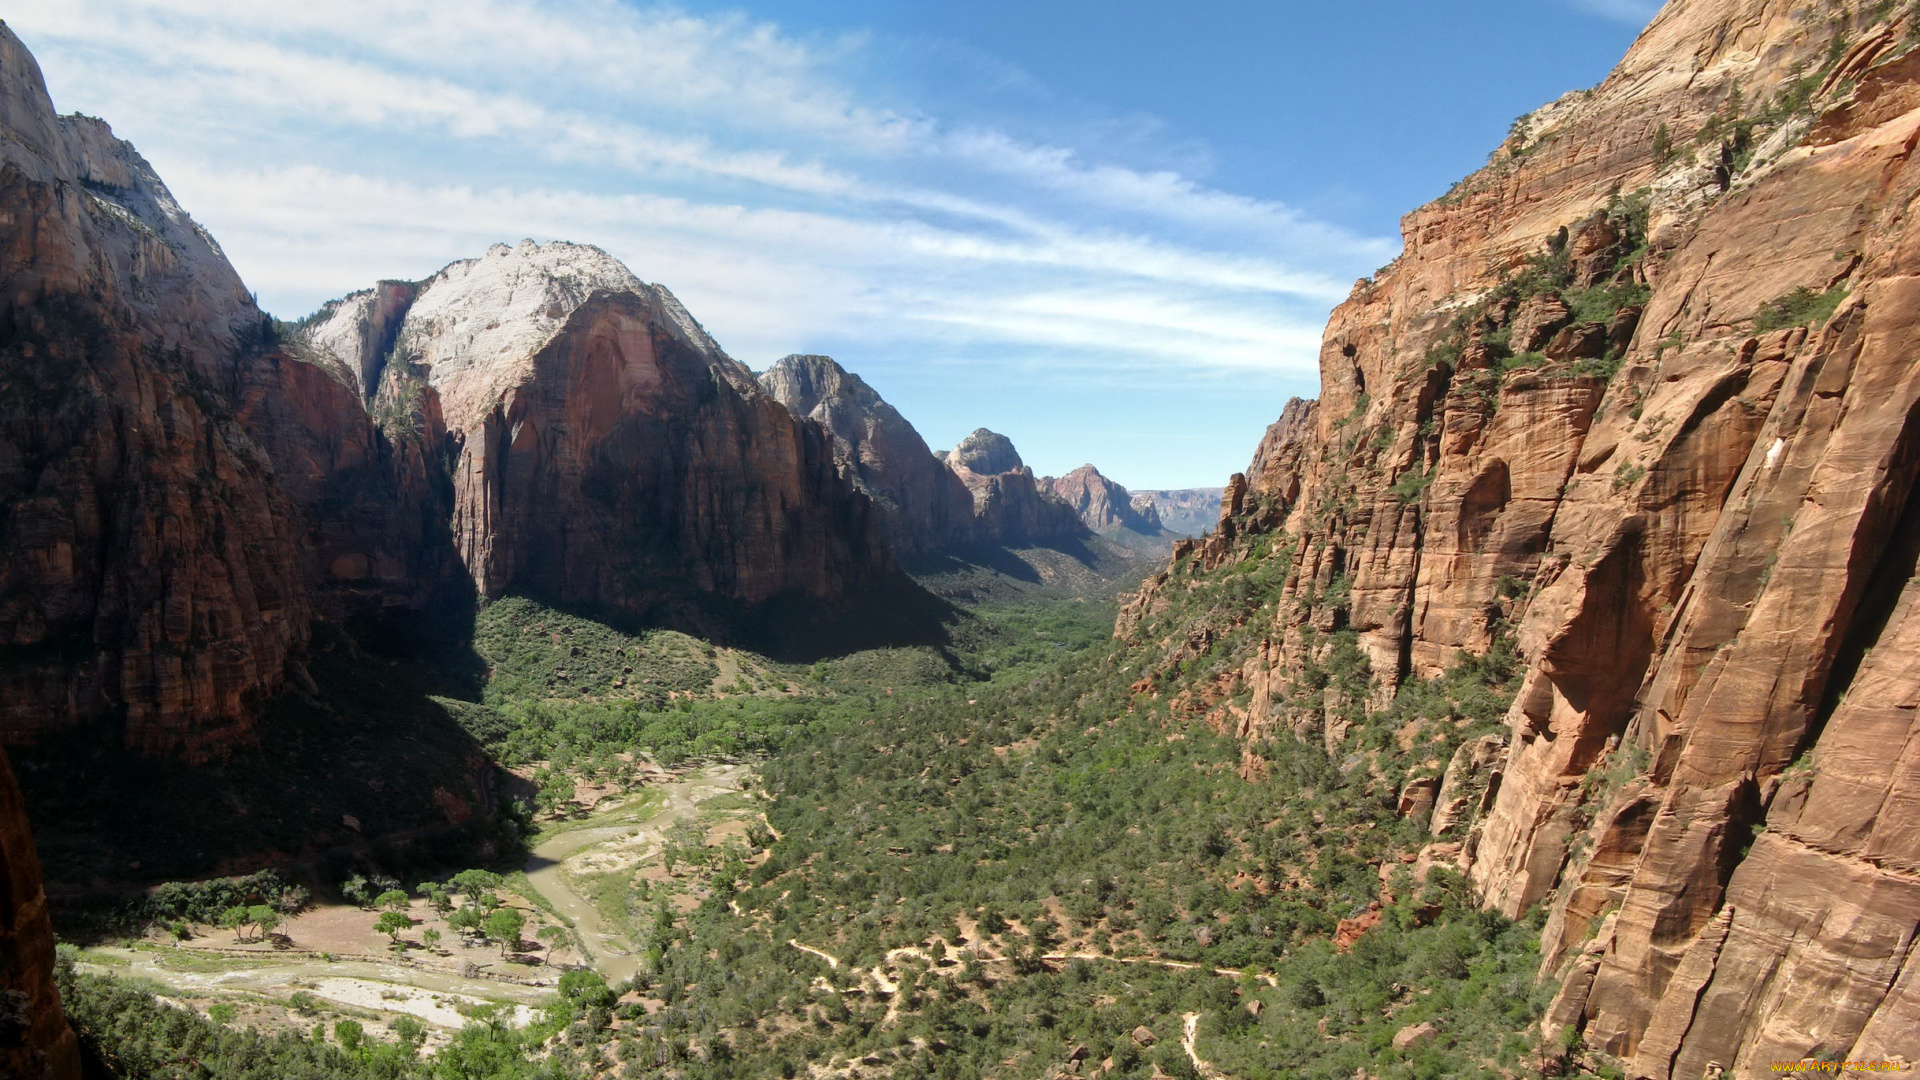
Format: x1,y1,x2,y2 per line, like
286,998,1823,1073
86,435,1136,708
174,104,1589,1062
1754,283,1846,333
1391,467,1434,504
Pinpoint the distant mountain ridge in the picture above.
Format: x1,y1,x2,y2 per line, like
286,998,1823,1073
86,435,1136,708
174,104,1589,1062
758,356,1090,551
1128,487,1226,538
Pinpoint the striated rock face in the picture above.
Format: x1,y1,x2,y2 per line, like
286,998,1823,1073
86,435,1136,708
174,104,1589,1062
1121,0,1920,1070
1043,465,1166,536
758,354,979,554
0,746,78,1080
0,22,311,757
302,243,891,624
942,429,1086,546
1131,488,1225,538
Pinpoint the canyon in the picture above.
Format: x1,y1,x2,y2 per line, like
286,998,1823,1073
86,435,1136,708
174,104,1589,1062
1,0,1917,1076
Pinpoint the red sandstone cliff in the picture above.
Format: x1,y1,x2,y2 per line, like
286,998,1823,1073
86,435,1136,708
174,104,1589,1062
1122,0,1920,1071
0,22,311,758
300,244,891,627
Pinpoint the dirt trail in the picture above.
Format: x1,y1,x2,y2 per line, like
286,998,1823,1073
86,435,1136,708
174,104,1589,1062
1038,951,1277,986
788,940,840,969
1182,1012,1216,1078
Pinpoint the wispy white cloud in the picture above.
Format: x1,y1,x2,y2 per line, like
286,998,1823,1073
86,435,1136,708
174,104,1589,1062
1568,0,1662,26
6,0,1390,391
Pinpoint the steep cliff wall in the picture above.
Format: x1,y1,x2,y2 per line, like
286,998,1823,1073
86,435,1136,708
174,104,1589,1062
302,245,892,628
0,23,312,758
1121,0,1920,1071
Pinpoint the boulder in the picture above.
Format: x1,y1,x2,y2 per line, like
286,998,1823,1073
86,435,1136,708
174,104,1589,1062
1392,1022,1437,1051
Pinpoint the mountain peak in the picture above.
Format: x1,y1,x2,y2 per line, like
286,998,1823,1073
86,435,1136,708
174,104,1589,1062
949,428,1023,475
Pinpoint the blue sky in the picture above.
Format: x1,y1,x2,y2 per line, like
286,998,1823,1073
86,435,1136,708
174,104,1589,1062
11,0,1655,488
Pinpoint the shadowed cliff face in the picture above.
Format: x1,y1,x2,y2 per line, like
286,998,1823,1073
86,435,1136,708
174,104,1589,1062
0,746,78,1080
1122,0,1920,1071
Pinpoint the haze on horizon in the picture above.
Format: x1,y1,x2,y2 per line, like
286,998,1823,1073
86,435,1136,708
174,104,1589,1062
8,0,1649,489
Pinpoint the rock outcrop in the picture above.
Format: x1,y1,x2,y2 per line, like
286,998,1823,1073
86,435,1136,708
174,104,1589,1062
1044,465,1166,536
0,746,78,1080
758,354,979,554
942,429,1086,546
1121,0,1920,1071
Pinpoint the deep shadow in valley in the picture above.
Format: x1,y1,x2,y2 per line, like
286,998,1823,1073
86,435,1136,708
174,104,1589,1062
16,538,1146,907
12,583,523,894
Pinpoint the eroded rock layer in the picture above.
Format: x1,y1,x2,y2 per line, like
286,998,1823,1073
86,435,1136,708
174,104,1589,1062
1121,0,1920,1070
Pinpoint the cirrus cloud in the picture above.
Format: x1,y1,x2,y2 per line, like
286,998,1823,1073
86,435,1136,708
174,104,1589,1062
4,0,1399,484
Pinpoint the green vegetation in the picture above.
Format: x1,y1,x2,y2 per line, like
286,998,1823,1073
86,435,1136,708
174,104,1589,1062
1651,122,1676,168
473,596,723,707
57,531,1550,1079
1563,279,1649,328
56,946,619,1080
1753,283,1848,333
1612,463,1648,492
1390,466,1435,504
